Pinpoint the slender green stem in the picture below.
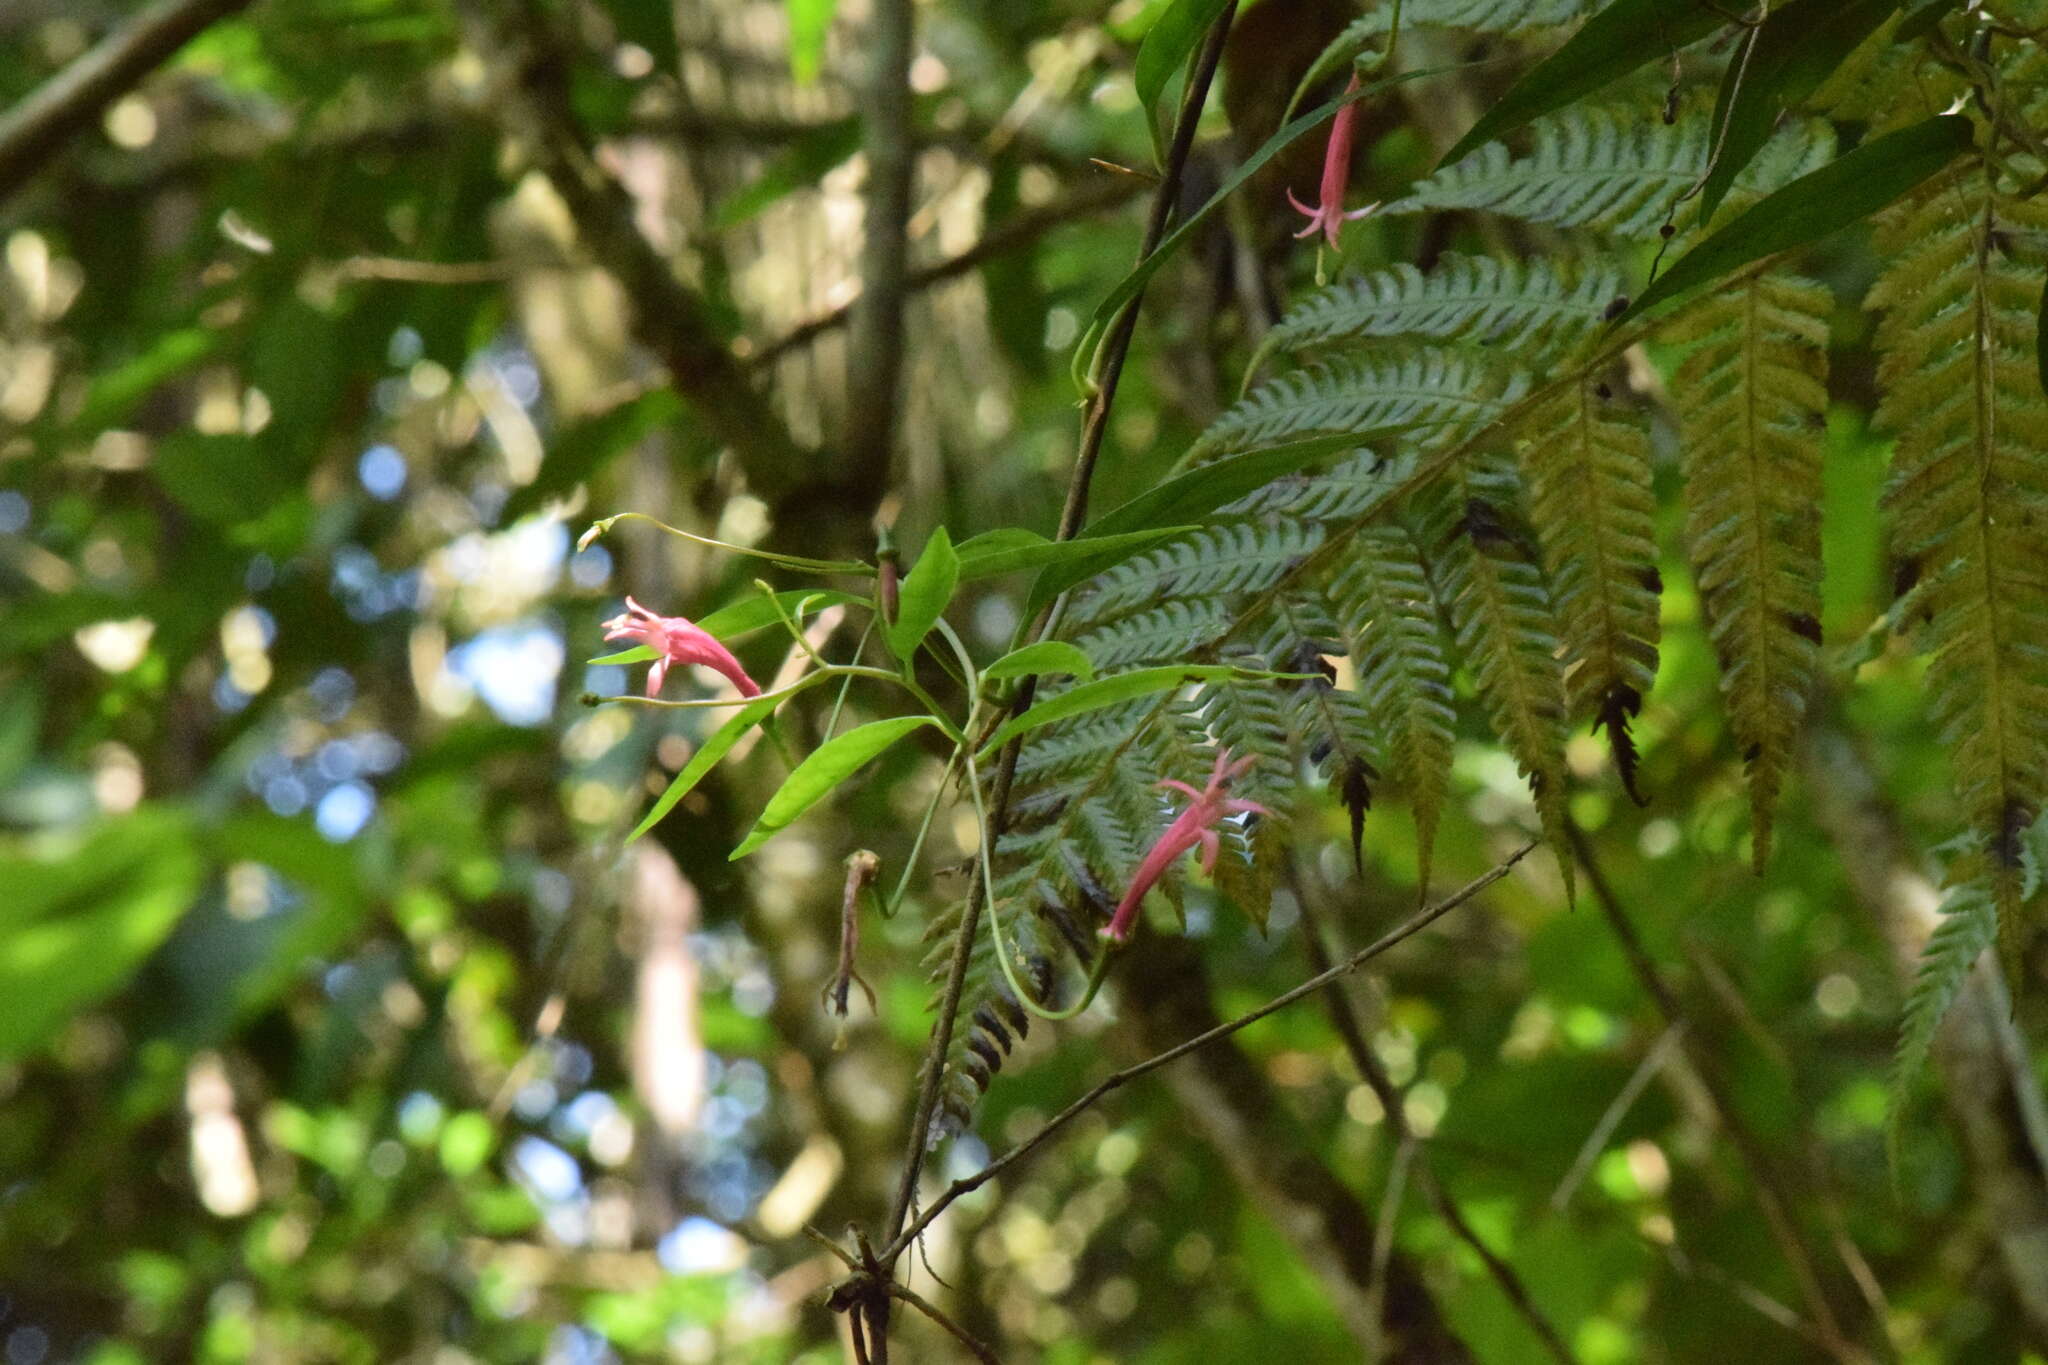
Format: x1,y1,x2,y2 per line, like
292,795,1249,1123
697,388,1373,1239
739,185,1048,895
964,746,1110,1021
589,511,873,576
825,618,878,742
759,580,833,668
601,664,951,738
887,749,960,916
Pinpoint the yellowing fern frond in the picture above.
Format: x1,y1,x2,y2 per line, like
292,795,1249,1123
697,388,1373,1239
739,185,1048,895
1664,271,1830,866
1519,376,1661,796
1872,168,2048,963
1328,524,1457,890
1425,458,1575,893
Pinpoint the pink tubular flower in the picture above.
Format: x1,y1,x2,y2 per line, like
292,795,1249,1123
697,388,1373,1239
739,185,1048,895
603,596,762,699
1288,73,1378,249
1102,748,1272,943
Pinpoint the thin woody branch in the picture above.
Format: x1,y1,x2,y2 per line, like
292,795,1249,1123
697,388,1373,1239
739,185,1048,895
0,0,257,207
842,0,917,490
1567,821,1876,1364
1290,864,1579,1365
877,0,1241,1264
883,844,1533,1265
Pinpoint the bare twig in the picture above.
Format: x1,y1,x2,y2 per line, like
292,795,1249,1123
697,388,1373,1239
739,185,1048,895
1550,1023,1686,1213
1293,867,1580,1364
1566,821,1873,1365
888,1281,1002,1365
882,844,1534,1264
843,0,917,489
332,256,511,285
0,0,257,207
878,1,1240,1261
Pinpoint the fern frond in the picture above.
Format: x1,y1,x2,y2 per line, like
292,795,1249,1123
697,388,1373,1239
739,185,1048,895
1074,522,1325,623
1425,458,1575,892
1327,523,1457,890
1519,376,1661,794
1388,108,1833,241
1872,168,2048,958
1255,255,1622,370
1076,600,1236,669
1810,16,1964,133
1888,872,1996,1139
1196,348,1524,461
1664,271,1830,867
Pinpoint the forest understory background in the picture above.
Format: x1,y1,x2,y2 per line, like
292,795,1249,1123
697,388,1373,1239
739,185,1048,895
4,0,2048,1362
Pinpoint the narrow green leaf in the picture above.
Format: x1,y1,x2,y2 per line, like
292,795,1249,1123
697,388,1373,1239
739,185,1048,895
885,526,960,661
1629,116,1973,318
696,589,859,640
1134,0,1232,165
982,666,1238,753
1697,0,1898,225
0,806,204,1063
984,641,1096,683
589,645,658,666
953,525,1193,581
786,0,838,83
1441,0,1729,166
1024,430,1413,618
731,716,936,858
630,696,782,841
1072,67,1450,389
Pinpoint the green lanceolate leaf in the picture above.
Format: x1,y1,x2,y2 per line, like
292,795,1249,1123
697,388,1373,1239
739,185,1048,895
1134,0,1233,164
984,640,1096,683
731,716,937,858
1629,116,1973,317
1696,0,1899,225
699,589,859,640
886,526,960,661
1441,0,1729,165
953,526,1193,581
630,695,784,842
982,665,1241,753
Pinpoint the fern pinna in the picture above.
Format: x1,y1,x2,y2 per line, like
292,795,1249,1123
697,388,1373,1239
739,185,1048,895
1870,166,2048,973
921,12,2048,1132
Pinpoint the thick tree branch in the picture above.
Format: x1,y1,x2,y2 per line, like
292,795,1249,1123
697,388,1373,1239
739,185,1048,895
0,0,257,208
1801,710,2048,1347
878,2,1240,1262
482,0,815,503
842,0,917,490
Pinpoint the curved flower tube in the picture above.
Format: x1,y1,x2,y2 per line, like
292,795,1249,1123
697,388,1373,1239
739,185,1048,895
1103,748,1271,943
1288,73,1379,250
602,596,762,699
